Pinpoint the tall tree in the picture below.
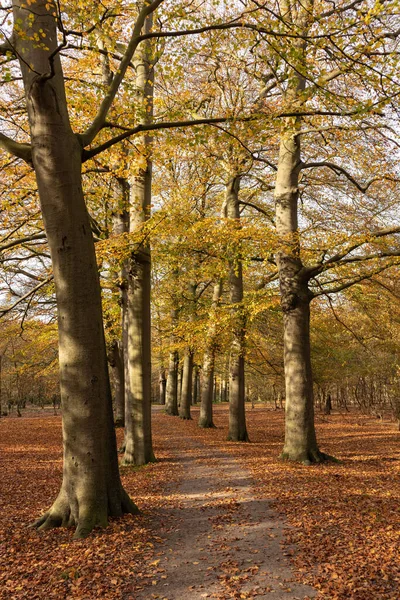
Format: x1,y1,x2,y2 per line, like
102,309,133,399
0,0,167,537
199,279,223,428
226,174,249,441
123,9,155,466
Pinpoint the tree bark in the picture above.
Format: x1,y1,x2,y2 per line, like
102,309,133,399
159,367,167,405
275,0,323,463
165,349,179,415
110,198,129,429
192,365,199,405
14,0,137,537
198,280,223,428
123,12,155,466
179,348,194,419
225,176,249,442
109,341,125,427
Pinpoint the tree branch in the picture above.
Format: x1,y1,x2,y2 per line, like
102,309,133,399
0,232,46,253
312,262,399,297
0,275,53,318
82,116,239,161
79,0,164,147
82,105,378,161
0,132,32,163
299,161,400,193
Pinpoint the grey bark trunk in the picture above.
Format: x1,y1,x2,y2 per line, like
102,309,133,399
159,367,167,405
123,13,155,466
275,0,323,463
192,365,199,405
110,202,129,429
14,0,137,537
179,348,194,419
225,176,248,442
177,366,183,406
198,280,223,428
165,349,179,415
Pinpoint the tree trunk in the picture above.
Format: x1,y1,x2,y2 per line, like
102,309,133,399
199,349,216,428
14,0,137,537
123,13,155,466
159,367,167,405
192,365,199,405
324,393,332,415
198,279,222,428
165,349,179,415
225,176,248,442
110,199,129,429
109,341,125,427
275,0,323,463
179,348,193,419
279,270,319,462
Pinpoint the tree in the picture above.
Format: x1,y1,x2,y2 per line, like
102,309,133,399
123,9,155,466
0,0,168,537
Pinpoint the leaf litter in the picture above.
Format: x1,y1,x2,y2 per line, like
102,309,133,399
0,405,398,599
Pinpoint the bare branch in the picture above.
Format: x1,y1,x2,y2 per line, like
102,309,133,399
0,232,46,253
0,132,32,163
300,161,400,193
0,275,53,318
306,227,400,276
312,262,399,297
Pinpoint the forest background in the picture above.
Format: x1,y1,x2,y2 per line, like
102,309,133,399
1,0,400,430
0,0,399,546
0,1,400,598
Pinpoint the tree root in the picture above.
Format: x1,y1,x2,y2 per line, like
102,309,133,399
280,449,340,465
227,432,250,443
198,421,216,429
30,488,139,539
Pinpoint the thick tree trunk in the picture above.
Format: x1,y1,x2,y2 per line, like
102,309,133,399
123,241,154,464
225,176,249,442
279,265,319,462
179,348,194,419
123,14,155,466
14,0,137,537
274,0,323,463
177,365,183,407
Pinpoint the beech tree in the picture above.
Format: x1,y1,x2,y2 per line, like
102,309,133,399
123,9,155,466
0,0,172,537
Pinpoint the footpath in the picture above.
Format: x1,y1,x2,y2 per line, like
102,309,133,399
133,419,317,600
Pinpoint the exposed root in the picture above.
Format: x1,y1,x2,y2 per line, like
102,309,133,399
198,421,216,429
227,432,250,443
30,487,139,539
280,449,339,465
121,488,140,515
165,409,179,417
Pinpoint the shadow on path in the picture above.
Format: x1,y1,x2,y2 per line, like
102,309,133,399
129,430,317,600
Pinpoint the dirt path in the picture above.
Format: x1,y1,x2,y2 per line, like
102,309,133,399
132,423,317,600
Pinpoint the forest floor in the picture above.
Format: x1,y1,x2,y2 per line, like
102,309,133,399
0,404,399,600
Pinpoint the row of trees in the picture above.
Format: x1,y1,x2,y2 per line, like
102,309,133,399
1,0,399,536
